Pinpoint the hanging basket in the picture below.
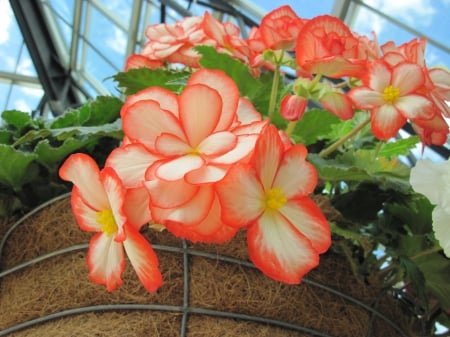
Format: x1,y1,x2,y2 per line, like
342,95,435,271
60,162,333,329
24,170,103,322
0,194,412,337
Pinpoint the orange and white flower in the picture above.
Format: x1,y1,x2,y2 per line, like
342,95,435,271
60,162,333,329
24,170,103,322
348,60,434,139
59,153,163,292
216,125,331,283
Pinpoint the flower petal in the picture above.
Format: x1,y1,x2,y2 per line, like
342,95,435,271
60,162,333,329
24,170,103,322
279,198,331,254
145,178,199,208
122,99,184,149
152,184,215,227
348,87,384,109
395,94,434,119
100,167,127,242
122,86,178,118
432,207,450,258
212,134,260,165
187,69,239,130
392,63,424,95
197,131,237,156
71,187,102,232
273,145,317,198
371,104,407,140
87,232,125,292
123,224,163,292
179,84,222,147
216,164,264,228
185,164,227,184
410,158,450,205
253,125,283,190
156,155,205,181
106,143,161,188
59,153,108,210
155,133,192,156
247,210,319,284
320,91,354,120
123,186,152,230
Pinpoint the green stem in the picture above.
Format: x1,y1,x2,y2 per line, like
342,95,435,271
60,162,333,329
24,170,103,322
410,247,442,261
285,121,297,136
268,63,281,121
319,115,371,158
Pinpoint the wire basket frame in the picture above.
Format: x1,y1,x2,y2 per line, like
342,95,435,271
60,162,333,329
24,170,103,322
0,194,409,337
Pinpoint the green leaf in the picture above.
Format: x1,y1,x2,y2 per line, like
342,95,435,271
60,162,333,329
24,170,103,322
308,153,372,182
379,136,420,159
12,129,52,147
398,256,427,307
415,253,450,310
385,194,434,235
34,137,96,170
50,119,123,141
292,109,341,146
85,96,123,126
0,144,37,189
0,130,13,144
49,103,91,128
113,67,191,95
1,110,38,133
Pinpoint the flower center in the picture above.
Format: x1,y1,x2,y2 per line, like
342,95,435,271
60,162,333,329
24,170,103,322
96,209,118,237
382,85,400,103
264,187,287,210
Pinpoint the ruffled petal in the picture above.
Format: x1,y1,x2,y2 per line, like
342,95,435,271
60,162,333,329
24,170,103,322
155,133,192,156
121,85,178,117
145,178,199,208
273,145,317,198
122,99,184,149
179,84,222,147
87,232,125,292
59,153,108,210
392,63,425,95
123,224,163,292
395,94,434,119
106,143,161,188
152,185,215,227
212,134,260,165
247,210,320,284
123,186,152,230
187,69,239,130
216,164,264,228
155,155,205,181
185,164,227,184
100,168,127,242
371,104,406,140
279,198,331,254
253,125,283,190
71,187,102,232
197,131,237,156
348,87,384,109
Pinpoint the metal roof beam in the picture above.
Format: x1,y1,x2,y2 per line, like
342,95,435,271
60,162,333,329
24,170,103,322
9,0,84,115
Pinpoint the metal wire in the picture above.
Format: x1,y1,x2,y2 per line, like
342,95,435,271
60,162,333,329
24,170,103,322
0,195,409,337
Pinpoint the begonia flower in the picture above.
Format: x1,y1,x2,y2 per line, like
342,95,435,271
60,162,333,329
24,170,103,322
348,60,434,140
216,125,331,283
280,94,308,121
259,5,306,51
410,158,450,258
59,153,163,292
295,15,369,78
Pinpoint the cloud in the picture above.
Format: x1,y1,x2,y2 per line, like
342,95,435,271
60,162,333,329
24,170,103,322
0,0,13,45
354,0,437,35
105,26,127,55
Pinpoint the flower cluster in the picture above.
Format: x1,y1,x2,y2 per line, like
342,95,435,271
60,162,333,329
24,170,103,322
59,5,450,320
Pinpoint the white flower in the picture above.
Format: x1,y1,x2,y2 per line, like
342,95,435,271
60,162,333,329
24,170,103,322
410,158,450,258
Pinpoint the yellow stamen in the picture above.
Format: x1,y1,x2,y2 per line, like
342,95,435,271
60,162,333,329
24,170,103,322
264,187,287,210
382,85,400,103
96,209,118,237
189,148,201,156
